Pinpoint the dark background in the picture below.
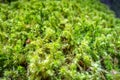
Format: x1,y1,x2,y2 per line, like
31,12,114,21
101,0,120,18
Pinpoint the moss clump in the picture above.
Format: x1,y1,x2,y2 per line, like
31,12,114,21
0,0,120,80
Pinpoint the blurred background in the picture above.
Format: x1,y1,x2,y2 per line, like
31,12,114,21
101,0,120,18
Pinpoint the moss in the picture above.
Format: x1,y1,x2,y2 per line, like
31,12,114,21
0,0,120,80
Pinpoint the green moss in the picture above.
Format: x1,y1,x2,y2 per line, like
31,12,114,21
0,0,120,80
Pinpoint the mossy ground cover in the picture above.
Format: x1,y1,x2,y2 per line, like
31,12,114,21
0,0,120,80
